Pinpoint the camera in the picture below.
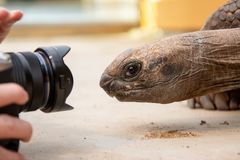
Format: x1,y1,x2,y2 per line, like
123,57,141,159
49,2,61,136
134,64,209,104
0,46,74,151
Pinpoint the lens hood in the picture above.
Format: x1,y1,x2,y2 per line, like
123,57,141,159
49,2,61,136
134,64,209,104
35,46,74,112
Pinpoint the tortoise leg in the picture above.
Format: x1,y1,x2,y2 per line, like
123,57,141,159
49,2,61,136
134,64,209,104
188,89,240,110
229,89,240,110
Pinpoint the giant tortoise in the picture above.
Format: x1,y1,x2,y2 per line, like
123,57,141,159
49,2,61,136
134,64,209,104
100,0,240,110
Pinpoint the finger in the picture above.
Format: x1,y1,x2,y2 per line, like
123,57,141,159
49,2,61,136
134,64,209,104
200,95,215,110
7,10,23,24
0,146,24,160
0,115,32,142
0,9,22,31
0,8,10,22
0,83,28,107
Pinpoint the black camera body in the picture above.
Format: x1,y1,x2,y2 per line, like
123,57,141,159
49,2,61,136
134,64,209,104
0,46,74,151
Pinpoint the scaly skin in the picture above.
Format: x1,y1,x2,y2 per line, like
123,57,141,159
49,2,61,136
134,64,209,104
100,28,240,104
190,0,240,110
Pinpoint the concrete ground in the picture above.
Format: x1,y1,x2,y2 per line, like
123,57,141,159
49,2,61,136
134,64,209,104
2,33,240,160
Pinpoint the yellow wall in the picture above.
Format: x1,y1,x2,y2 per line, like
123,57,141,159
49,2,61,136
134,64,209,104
140,0,227,31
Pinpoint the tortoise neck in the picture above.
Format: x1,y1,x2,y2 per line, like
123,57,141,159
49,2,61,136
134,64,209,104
188,28,240,95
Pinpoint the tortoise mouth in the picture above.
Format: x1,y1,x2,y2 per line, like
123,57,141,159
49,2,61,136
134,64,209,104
100,73,179,103
100,73,128,98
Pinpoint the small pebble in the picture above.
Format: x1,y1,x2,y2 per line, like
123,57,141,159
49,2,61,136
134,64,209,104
220,121,230,125
200,120,207,125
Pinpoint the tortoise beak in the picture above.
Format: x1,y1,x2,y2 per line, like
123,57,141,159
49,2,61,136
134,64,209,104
100,73,115,97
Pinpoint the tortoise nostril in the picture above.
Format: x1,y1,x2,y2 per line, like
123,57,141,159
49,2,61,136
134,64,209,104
100,73,113,90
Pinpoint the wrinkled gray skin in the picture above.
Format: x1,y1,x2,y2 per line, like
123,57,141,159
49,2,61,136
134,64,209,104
100,0,240,110
191,0,240,110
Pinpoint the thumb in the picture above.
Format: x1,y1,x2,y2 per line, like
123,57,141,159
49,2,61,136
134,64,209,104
0,83,29,107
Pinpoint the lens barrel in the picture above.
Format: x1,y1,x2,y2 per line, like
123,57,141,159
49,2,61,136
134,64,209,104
9,46,73,113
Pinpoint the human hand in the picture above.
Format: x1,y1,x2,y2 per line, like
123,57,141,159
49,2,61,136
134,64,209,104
0,83,32,160
0,8,23,43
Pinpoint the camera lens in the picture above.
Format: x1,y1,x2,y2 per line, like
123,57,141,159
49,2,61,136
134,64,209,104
9,46,73,113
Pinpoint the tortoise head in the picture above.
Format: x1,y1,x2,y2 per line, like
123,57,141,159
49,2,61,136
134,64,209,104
100,35,197,104
100,29,240,104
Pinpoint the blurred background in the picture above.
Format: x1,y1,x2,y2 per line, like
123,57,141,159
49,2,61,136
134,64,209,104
0,0,227,36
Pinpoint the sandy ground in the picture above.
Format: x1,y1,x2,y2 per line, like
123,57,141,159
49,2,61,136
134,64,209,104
2,34,240,160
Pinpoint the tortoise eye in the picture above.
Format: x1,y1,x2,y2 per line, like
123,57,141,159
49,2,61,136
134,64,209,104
123,61,142,80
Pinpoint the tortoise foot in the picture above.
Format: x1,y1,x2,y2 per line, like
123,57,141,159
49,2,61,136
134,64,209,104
188,89,240,110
